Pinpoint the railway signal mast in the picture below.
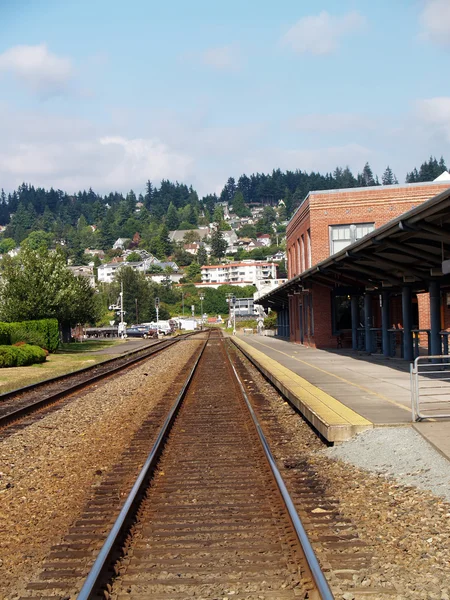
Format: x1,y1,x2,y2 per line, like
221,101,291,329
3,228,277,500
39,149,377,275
109,279,126,339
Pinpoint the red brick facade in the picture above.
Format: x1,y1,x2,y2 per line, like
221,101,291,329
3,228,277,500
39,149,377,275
286,182,450,348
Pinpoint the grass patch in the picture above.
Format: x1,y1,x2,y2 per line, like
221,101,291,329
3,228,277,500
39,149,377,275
57,340,120,353
0,352,110,394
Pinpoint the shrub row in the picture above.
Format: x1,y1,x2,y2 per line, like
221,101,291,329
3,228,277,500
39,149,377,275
0,319,59,352
0,344,47,368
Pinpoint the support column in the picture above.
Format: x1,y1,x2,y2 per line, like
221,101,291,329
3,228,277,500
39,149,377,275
429,281,441,356
382,290,390,357
402,286,413,362
351,295,359,350
364,293,372,353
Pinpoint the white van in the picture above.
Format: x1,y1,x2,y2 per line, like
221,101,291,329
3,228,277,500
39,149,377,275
142,321,172,335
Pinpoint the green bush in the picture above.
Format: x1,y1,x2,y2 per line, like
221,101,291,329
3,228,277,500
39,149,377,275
264,313,277,329
10,326,47,349
0,323,10,345
0,344,47,367
0,318,59,352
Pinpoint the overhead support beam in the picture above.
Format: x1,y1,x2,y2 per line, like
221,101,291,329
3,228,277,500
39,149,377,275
377,239,441,265
357,253,427,280
420,222,450,244
311,275,335,289
341,263,401,286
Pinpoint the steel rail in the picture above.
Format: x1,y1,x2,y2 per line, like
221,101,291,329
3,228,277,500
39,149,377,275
0,332,200,428
225,342,335,600
0,332,197,404
77,331,210,600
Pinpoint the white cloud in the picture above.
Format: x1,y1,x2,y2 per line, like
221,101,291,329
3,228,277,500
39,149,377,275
0,44,73,97
281,10,367,55
415,97,450,141
0,108,194,193
98,136,193,188
291,112,374,133
419,0,450,47
201,44,241,71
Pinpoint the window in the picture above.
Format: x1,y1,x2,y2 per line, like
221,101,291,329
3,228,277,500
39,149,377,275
329,223,374,255
301,235,305,271
306,228,311,268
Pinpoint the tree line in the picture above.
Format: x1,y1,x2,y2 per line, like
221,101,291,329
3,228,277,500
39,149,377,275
0,155,446,264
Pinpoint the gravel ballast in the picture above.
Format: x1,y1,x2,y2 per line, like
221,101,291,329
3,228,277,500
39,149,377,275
230,344,450,600
323,427,450,503
0,338,202,599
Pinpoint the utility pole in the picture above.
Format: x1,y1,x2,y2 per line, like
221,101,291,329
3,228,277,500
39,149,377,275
182,291,185,317
120,280,125,339
226,293,233,328
199,292,204,327
232,295,236,336
135,298,139,325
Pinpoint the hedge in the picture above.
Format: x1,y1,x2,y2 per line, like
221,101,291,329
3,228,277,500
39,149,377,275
0,344,47,368
0,319,59,352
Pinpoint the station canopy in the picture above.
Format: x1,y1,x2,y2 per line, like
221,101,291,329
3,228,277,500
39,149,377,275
258,185,450,308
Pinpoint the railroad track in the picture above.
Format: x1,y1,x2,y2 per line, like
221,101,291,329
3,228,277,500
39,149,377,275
22,329,332,599
0,332,200,434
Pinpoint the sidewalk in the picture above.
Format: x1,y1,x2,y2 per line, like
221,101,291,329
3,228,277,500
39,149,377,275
231,335,450,458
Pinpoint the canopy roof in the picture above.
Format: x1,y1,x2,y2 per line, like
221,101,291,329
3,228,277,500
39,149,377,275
258,185,450,308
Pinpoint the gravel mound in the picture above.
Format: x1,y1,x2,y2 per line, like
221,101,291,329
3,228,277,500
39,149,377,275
323,427,450,502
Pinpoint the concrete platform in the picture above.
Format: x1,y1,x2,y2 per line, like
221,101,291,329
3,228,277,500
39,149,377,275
231,335,450,455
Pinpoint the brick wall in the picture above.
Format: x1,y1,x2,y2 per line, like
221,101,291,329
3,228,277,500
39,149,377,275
287,182,450,271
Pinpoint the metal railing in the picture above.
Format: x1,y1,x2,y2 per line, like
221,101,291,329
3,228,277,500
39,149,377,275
410,355,450,421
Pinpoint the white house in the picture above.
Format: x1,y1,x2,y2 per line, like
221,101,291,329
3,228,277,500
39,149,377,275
97,260,149,283
112,237,129,250
257,234,271,247
222,230,238,253
201,260,277,286
149,272,184,285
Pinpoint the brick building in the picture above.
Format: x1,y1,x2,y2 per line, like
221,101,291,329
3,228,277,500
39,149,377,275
259,179,450,358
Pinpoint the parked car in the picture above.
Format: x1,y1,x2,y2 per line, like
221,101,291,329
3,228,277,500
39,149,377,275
125,325,158,339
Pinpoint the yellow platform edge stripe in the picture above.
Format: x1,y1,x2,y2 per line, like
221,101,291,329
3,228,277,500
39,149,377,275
232,337,372,428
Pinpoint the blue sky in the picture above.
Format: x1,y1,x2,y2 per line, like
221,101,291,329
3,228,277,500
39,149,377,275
0,0,450,195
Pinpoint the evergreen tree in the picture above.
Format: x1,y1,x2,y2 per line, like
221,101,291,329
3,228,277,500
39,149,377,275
197,244,208,266
357,162,377,187
212,205,224,223
381,166,398,185
166,202,179,230
232,191,250,217
219,177,236,204
210,228,227,258
407,156,448,182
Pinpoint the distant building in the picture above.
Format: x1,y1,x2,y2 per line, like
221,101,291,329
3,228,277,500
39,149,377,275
112,237,130,250
84,248,105,258
201,260,277,286
149,272,184,284
169,228,210,243
257,233,272,247
184,243,200,255
68,265,96,288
